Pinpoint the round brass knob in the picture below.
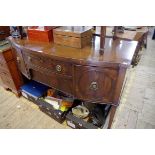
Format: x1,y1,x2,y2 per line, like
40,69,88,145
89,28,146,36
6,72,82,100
56,65,62,72
90,81,98,91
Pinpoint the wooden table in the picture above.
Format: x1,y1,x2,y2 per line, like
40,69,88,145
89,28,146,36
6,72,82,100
94,26,148,40
94,26,148,65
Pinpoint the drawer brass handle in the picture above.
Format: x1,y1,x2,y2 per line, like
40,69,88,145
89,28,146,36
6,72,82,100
56,65,62,72
90,81,98,91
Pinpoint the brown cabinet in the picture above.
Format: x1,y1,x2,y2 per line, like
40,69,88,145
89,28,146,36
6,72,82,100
8,36,138,105
31,70,73,95
0,47,23,96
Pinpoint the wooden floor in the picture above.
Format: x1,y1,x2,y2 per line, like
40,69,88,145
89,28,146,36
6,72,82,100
0,28,155,129
0,86,69,129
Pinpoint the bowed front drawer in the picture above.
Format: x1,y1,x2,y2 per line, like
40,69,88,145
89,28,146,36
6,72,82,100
23,51,73,77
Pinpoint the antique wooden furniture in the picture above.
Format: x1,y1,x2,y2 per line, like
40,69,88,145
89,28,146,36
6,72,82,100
0,42,23,96
53,26,92,48
94,26,148,41
0,26,10,40
8,36,138,128
94,26,148,66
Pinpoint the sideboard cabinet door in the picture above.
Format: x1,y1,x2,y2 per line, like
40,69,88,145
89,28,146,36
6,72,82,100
11,45,31,79
74,65,118,103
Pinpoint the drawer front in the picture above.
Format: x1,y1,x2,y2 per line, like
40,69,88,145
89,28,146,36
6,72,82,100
31,70,73,95
54,34,81,48
74,65,118,102
24,52,72,76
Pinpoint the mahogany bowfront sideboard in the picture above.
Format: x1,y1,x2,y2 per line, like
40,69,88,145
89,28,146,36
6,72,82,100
8,36,138,128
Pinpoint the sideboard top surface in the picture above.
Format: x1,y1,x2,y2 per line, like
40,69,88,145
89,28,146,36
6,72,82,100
8,36,138,67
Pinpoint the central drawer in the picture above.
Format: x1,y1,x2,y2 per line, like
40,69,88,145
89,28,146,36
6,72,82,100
31,70,73,95
23,52,72,76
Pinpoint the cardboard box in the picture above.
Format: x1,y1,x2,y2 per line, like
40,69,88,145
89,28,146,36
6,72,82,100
21,80,49,100
36,98,68,123
66,104,111,129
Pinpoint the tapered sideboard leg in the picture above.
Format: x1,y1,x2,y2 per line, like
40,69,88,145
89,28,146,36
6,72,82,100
108,105,117,129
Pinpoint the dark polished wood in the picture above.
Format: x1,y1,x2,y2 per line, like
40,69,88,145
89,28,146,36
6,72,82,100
74,65,118,103
100,26,106,53
8,36,138,128
94,26,148,66
108,105,117,128
8,36,138,101
8,36,137,66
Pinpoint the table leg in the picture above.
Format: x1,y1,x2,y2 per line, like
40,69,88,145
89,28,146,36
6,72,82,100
108,105,117,129
152,29,155,40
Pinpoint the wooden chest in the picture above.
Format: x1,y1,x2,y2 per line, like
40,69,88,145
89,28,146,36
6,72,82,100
53,26,92,48
27,26,55,42
0,42,23,97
